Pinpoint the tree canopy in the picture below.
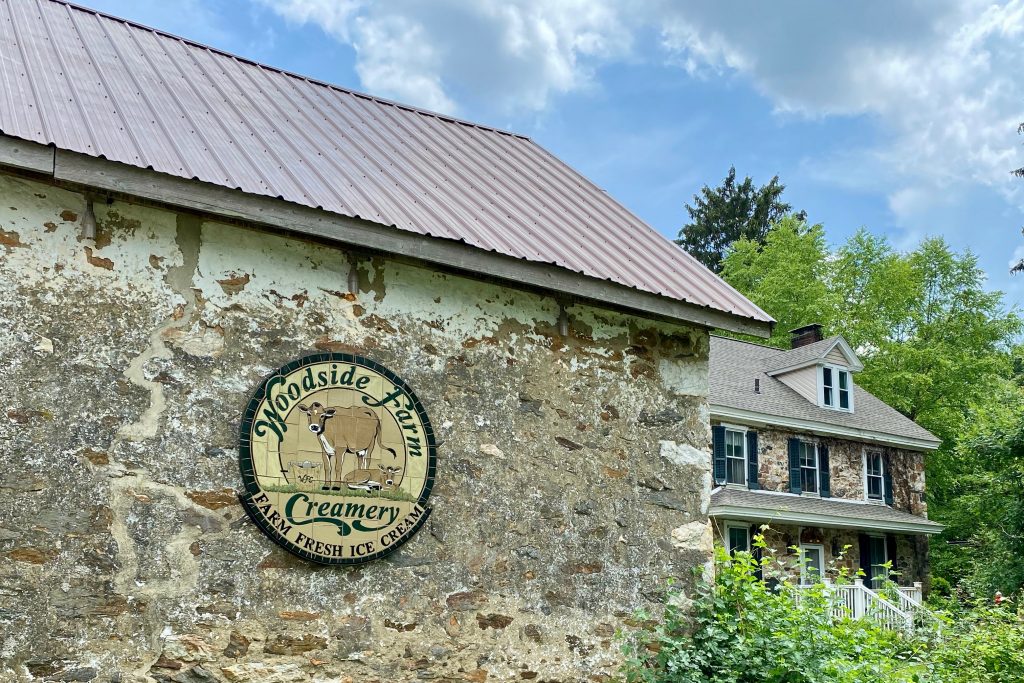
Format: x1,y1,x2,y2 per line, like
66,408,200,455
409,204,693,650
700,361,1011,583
676,166,794,273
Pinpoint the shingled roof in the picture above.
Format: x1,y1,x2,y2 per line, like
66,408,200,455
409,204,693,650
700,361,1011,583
710,336,940,449
0,0,772,333
763,335,863,374
710,487,942,534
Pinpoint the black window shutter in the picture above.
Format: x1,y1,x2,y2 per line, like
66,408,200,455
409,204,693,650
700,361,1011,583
858,533,872,582
883,454,894,506
886,534,899,574
818,444,831,498
750,524,763,580
746,431,759,490
712,425,727,486
788,438,802,494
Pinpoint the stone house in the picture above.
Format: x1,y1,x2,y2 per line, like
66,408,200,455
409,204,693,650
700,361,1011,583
0,1,774,681
708,325,942,592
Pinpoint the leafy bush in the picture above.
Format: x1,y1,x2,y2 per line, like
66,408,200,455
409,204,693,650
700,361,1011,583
620,537,1022,683
930,602,1024,682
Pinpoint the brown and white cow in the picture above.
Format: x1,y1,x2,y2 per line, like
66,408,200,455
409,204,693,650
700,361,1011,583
343,465,403,492
296,402,398,491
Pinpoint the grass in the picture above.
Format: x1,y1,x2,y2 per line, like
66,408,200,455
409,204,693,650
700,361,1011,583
261,482,418,503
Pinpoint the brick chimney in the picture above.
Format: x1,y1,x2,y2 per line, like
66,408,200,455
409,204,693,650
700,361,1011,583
789,324,824,349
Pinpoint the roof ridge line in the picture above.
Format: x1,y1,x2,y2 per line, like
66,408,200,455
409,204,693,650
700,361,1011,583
51,0,531,141
710,334,786,352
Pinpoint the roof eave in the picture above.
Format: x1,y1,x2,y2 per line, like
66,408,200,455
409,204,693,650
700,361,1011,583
0,135,773,337
709,404,941,451
709,503,945,535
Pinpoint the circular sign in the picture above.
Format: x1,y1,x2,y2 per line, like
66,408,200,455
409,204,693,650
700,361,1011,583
238,353,436,564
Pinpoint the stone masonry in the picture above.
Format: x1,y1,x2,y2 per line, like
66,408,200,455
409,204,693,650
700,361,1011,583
753,427,927,516
713,426,930,585
0,172,714,682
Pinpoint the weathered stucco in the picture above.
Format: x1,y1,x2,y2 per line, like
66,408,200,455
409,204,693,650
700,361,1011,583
0,173,713,682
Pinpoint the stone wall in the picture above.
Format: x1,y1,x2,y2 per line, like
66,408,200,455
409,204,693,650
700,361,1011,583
711,523,928,586
752,427,927,515
0,173,714,682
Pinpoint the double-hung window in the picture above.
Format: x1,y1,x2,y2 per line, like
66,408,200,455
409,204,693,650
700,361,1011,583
725,522,750,555
865,451,885,502
725,428,746,485
821,365,852,411
800,441,819,494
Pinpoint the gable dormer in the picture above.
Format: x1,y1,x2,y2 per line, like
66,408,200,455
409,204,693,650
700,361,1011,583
763,325,864,413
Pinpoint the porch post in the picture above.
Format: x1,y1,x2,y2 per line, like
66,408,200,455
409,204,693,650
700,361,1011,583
853,578,866,619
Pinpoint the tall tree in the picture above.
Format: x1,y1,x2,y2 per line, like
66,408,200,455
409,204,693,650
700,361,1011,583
676,166,793,273
829,229,917,352
721,216,832,348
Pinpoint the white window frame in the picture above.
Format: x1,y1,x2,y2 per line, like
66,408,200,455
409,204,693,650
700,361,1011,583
863,450,885,504
818,364,854,412
799,440,820,496
722,423,749,488
800,543,825,585
724,521,751,555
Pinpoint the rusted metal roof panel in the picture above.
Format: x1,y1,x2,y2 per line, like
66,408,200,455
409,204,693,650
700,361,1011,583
0,0,773,326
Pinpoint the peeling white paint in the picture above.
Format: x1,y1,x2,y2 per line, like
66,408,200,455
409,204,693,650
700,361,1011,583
671,520,713,553
660,440,711,470
659,357,709,396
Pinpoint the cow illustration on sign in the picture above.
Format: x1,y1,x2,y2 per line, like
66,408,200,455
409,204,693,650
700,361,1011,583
241,354,436,565
297,401,399,491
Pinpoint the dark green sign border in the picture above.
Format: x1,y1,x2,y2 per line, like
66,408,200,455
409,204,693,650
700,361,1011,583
238,352,437,565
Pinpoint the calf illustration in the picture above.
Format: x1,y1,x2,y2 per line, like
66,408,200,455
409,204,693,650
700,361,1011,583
297,402,398,491
343,465,403,492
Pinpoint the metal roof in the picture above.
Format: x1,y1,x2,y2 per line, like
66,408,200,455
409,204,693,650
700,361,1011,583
710,336,940,449
0,0,772,328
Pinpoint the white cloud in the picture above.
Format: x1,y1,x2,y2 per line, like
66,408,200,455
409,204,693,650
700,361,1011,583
256,0,363,42
351,13,456,113
255,0,1024,212
660,1,1024,202
256,0,636,115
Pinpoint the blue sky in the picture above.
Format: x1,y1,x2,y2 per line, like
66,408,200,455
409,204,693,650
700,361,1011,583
85,0,1024,307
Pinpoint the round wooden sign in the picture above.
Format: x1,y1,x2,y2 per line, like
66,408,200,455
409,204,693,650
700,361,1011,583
238,353,436,564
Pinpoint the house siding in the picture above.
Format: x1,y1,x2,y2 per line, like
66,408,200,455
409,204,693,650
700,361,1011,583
825,347,848,365
775,366,819,404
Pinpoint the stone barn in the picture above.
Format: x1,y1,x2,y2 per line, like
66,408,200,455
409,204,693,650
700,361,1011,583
0,1,772,681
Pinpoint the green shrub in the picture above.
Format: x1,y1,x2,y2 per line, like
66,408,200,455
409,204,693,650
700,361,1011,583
930,602,1024,682
930,576,953,598
620,536,1022,683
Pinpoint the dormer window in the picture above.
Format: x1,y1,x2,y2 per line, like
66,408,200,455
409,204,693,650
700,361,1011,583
820,364,853,412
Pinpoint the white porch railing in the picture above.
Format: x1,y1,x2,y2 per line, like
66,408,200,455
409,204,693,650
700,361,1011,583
796,579,927,633
897,583,923,605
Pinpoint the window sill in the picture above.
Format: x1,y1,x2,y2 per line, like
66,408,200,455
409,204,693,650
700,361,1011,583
725,483,749,491
865,498,887,506
800,492,821,498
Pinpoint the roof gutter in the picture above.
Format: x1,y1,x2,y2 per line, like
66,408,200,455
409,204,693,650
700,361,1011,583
710,504,945,535
0,134,772,338
710,405,941,451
